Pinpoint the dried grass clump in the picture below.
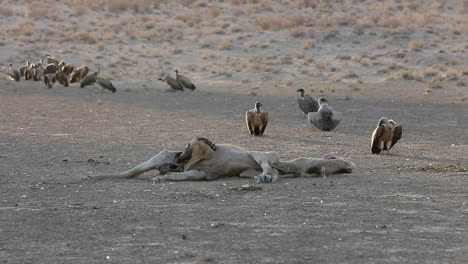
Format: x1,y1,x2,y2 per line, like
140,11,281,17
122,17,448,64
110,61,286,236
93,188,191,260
344,71,358,78
329,75,341,83
423,67,439,77
409,39,425,51
281,76,294,86
336,54,351,60
0,5,13,17
8,18,35,37
209,7,221,18
446,70,460,81
28,2,50,19
427,80,442,89
290,27,307,38
198,39,212,48
255,15,303,31
373,40,388,49
218,37,234,50
301,40,315,50
75,31,97,44
389,70,422,81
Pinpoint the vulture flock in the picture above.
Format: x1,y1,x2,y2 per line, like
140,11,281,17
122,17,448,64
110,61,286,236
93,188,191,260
4,53,116,92
4,55,401,154
245,88,402,155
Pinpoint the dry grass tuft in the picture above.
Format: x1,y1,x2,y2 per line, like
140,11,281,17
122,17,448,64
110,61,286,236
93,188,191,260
219,37,234,50
344,71,358,78
27,2,51,19
427,80,442,89
255,15,303,31
335,54,351,60
373,40,388,49
409,39,425,51
281,76,294,86
301,40,315,50
0,5,13,16
446,70,460,81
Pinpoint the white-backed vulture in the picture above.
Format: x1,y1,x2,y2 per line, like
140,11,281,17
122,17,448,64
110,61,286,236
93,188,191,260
175,69,196,90
158,74,184,91
371,117,403,154
96,77,116,93
296,88,319,115
308,98,342,131
6,64,20,81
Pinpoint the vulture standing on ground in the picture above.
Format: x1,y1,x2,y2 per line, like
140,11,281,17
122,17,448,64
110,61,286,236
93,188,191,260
371,117,402,154
96,77,116,93
308,98,342,131
175,70,196,90
6,63,20,81
296,88,319,116
158,74,184,91
245,101,269,136
80,70,99,88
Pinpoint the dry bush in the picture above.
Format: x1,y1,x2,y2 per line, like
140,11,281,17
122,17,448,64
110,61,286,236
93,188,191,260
0,5,13,16
28,2,50,19
281,76,294,86
423,67,439,77
198,39,212,48
409,39,425,51
255,14,303,30
8,18,35,37
373,40,388,49
388,70,422,81
378,17,401,28
329,74,341,83
219,37,234,50
209,7,221,18
301,40,315,50
456,80,466,86
446,70,460,80
74,31,97,44
289,27,307,38
335,54,351,60
427,80,442,89
344,71,358,78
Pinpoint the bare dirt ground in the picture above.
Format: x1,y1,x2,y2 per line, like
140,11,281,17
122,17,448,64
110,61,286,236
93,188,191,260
1,0,468,263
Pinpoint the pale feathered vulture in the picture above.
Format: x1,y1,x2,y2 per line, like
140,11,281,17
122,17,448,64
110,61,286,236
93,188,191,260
308,98,342,131
371,117,402,154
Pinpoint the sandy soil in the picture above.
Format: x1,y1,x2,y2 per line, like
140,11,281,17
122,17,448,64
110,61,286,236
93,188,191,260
1,0,468,263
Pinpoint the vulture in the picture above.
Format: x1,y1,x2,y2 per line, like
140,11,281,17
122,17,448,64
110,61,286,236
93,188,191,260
371,117,402,154
96,77,116,93
55,68,69,87
175,70,196,90
308,98,342,131
6,64,20,81
296,88,319,116
80,70,98,88
70,66,89,83
43,63,57,88
158,74,184,91
245,101,269,136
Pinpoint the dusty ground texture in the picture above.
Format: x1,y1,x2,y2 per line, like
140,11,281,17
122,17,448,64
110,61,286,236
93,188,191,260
1,0,468,263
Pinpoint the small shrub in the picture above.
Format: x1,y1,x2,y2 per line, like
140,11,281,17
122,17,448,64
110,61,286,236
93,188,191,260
409,39,425,51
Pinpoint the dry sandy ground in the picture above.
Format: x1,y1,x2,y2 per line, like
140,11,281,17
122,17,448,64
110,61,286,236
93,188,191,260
1,80,467,263
1,0,468,263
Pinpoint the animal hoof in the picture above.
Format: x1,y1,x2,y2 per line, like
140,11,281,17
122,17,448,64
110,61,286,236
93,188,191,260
152,177,161,184
264,175,273,183
254,176,262,184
